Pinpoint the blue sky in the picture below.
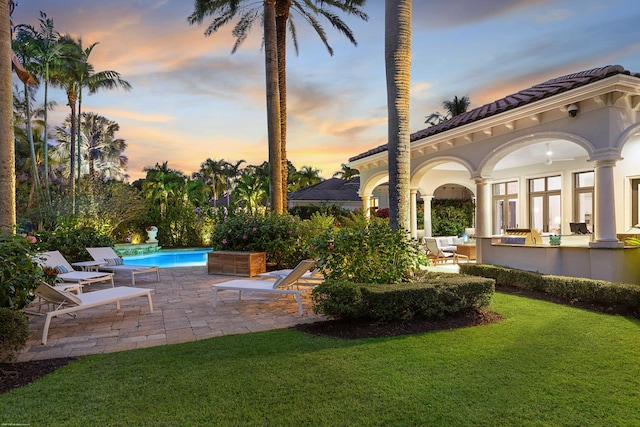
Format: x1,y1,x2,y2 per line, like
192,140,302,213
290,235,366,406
12,0,640,181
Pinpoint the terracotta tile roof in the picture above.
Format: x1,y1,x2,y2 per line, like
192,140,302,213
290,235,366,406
349,65,638,162
289,177,361,202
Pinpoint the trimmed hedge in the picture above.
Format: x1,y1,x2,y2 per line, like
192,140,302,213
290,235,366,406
460,263,640,310
311,272,495,322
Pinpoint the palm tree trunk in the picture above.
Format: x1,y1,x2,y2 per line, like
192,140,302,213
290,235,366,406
43,64,50,202
0,0,16,232
264,0,282,214
67,94,77,213
276,0,290,213
77,87,83,192
23,82,41,195
385,0,412,231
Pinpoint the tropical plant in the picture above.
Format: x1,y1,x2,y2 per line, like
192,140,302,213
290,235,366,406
290,165,323,190
425,95,471,126
189,0,368,212
0,233,41,310
52,112,128,189
332,163,359,180
232,172,268,214
385,0,412,231
311,219,419,284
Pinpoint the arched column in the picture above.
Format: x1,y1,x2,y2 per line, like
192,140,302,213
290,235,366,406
361,194,371,218
474,177,491,238
422,195,433,237
410,189,418,238
590,158,623,248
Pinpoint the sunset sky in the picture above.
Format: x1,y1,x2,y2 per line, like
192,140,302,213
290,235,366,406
12,0,640,181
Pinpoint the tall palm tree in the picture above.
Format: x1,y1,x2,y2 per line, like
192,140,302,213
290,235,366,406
189,0,368,212
11,30,42,194
50,35,131,209
16,12,66,197
0,0,16,232
385,0,411,231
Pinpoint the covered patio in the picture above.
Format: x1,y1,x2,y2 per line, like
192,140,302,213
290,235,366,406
350,65,640,284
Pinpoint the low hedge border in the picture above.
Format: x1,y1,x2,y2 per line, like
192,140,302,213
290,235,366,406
311,272,495,322
460,263,640,310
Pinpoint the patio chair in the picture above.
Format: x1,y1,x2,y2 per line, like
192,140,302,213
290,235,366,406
37,251,115,288
86,247,160,286
212,259,316,316
257,265,323,286
423,238,465,264
25,283,154,345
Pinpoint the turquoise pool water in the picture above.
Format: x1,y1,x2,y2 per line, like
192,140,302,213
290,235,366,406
123,248,212,268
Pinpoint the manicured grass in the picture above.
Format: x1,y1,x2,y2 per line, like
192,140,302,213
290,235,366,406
1,292,639,426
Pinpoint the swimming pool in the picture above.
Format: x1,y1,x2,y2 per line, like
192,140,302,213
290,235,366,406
123,248,212,268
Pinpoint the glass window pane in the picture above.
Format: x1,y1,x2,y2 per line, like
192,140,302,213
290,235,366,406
508,199,518,229
577,192,593,231
547,175,562,191
530,178,545,192
548,194,562,233
507,181,518,195
576,171,594,188
494,200,504,234
493,183,505,196
531,196,544,233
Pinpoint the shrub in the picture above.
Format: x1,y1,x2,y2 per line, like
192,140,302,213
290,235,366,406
210,212,323,268
312,220,420,284
432,199,474,237
312,272,495,321
34,225,114,262
0,307,30,362
461,263,640,310
0,233,42,309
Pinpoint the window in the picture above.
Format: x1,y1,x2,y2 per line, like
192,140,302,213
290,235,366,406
632,178,640,227
492,181,518,234
574,171,594,232
528,176,561,233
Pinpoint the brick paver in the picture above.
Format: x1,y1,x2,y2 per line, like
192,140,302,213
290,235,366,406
18,267,325,362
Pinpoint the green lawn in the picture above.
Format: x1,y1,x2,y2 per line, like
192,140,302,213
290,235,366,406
1,292,639,426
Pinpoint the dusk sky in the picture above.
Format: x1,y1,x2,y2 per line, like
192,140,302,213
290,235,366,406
12,0,640,181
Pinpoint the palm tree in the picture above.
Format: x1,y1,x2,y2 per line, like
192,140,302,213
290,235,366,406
198,158,229,205
333,163,359,180
15,12,66,197
385,0,411,231
11,30,42,195
291,165,322,190
189,0,368,212
425,95,471,125
232,171,268,214
0,0,16,232
50,35,131,209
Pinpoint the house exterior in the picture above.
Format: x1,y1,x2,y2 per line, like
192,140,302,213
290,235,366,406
348,65,640,284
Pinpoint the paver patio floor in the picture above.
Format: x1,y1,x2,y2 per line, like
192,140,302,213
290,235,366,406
18,267,325,362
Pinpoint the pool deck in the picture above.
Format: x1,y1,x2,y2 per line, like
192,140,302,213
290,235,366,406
17,266,326,362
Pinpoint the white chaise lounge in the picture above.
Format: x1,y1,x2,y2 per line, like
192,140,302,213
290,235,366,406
37,250,114,288
26,283,154,345
86,247,160,286
212,259,315,316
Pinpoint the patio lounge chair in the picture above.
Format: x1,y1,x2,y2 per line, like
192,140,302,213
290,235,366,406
258,265,323,286
37,251,115,288
212,259,316,316
86,247,160,286
423,237,466,264
26,283,154,345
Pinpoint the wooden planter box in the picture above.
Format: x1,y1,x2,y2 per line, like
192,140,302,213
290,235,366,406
207,251,266,277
